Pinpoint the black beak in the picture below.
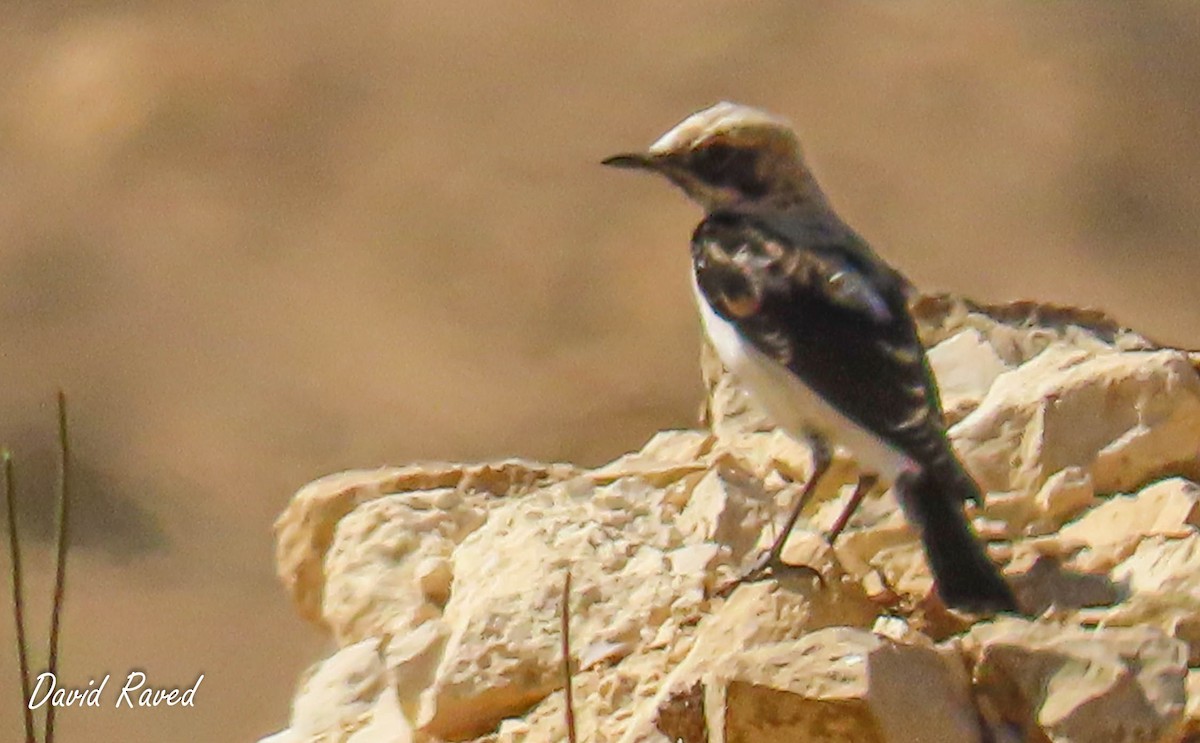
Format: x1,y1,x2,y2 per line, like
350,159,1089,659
600,152,660,171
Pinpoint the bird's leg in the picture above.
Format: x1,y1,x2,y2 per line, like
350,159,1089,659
716,439,831,597
825,473,878,544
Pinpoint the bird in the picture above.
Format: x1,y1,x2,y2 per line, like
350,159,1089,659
602,101,1017,613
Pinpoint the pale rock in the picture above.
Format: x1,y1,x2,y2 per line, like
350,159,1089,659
275,468,415,627
756,428,825,484
775,530,838,575
910,295,1155,364
415,556,454,607
872,615,935,648
860,568,901,606
490,648,677,743
811,478,899,534
589,430,712,486
682,580,879,672
1060,478,1200,569
830,513,943,607
976,490,1037,539
345,689,414,743
666,542,722,580
275,461,576,625
1064,543,1124,575
971,517,1010,546
322,489,488,644
682,628,979,743
675,464,775,562
1077,592,1200,666
966,617,1187,743
953,347,1200,498
618,582,882,742
872,541,936,605
999,535,1078,574
1031,467,1097,533
265,638,414,743
832,512,912,572
1004,554,1118,615
268,295,1200,742
414,478,705,740
676,452,863,578
380,620,449,719
707,429,820,485
701,338,774,440
927,328,1010,423
1113,534,1200,595
1141,477,1200,526
1107,536,1200,664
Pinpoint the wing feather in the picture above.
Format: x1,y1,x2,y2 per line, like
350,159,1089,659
691,212,951,466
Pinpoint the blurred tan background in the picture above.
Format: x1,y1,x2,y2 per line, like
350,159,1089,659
1,1,1198,739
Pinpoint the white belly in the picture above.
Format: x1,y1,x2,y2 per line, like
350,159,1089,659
692,277,909,482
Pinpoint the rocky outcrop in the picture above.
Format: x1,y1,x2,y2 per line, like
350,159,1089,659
261,295,1200,743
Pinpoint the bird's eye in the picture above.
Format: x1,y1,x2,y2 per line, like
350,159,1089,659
694,142,735,172
689,142,767,198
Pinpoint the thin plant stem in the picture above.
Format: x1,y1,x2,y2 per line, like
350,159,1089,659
44,392,71,743
560,569,577,743
4,452,37,743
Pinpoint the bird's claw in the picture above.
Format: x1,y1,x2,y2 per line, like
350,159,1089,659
714,551,825,599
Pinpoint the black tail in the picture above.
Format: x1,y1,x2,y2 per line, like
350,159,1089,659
894,467,1018,614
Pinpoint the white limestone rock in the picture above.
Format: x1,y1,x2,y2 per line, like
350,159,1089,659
965,618,1187,743
264,296,1200,743
953,348,1200,499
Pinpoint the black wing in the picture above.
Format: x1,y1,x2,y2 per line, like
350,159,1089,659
691,211,956,473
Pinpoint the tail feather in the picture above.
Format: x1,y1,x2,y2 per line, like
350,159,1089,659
894,469,1018,614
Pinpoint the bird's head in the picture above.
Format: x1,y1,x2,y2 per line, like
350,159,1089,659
603,102,816,212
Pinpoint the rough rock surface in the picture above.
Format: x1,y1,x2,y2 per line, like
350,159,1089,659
262,295,1200,743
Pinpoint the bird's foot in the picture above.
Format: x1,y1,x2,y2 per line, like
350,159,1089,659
713,441,836,599
714,549,825,599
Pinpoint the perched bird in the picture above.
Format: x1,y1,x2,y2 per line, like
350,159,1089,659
602,102,1017,613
